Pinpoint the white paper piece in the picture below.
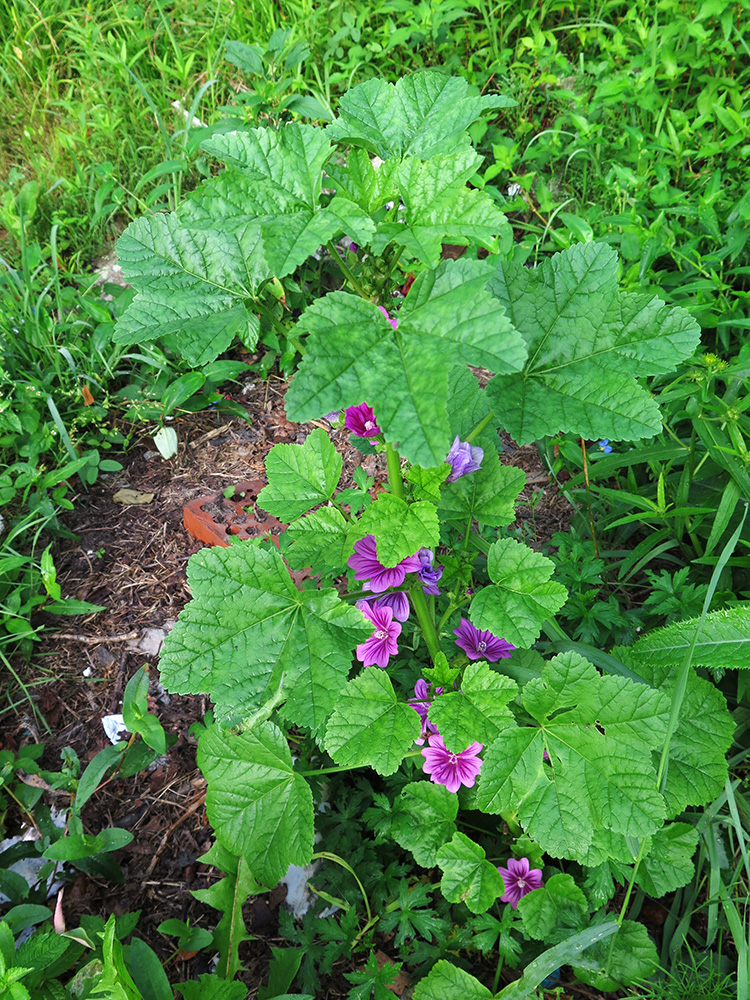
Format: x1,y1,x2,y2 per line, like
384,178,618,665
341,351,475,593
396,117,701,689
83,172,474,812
102,714,129,744
153,425,178,459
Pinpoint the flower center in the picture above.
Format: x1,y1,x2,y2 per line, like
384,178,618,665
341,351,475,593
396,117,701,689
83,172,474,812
374,629,388,640
365,420,375,431
449,754,457,764
477,640,487,652
516,878,526,889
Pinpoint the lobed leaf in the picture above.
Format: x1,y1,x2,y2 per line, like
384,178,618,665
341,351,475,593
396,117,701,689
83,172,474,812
428,661,517,752
469,538,568,647
286,506,349,573
486,242,701,444
357,493,439,567
435,832,505,914
158,543,371,734
323,668,421,776
286,259,526,467
439,449,526,527
518,873,588,944
197,722,314,888
412,960,492,1000
257,429,343,521
390,782,458,867
637,823,699,898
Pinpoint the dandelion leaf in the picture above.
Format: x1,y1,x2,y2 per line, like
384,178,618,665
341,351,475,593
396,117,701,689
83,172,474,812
391,782,458,867
286,259,526,467
197,722,314,887
323,668,421,776
158,544,371,734
329,72,513,160
469,538,568,646
486,242,701,444
436,832,505,914
257,429,343,520
428,661,517,752
624,605,750,671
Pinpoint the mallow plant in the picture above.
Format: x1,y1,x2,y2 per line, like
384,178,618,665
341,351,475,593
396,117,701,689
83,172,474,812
111,73,748,995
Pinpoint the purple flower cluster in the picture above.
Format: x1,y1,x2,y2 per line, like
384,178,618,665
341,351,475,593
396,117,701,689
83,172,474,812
453,618,516,662
345,402,381,443
417,548,443,595
347,534,421,593
445,436,483,483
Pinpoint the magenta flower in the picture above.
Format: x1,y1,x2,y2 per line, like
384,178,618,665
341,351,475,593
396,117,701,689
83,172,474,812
348,534,421,593
417,548,443,596
355,600,402,669
378,305,398,330
408,678,442,740
421,733,483,793
453,618,516,661
445,436,484,483
345,402,382,443
497,857,544,909
359,591,410,622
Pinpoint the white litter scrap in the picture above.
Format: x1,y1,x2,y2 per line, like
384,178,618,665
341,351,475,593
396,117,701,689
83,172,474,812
101,714,129,744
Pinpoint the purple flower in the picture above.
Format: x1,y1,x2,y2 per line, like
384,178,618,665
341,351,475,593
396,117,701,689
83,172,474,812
421,734,483,794
355,600,401,669
409,678,442,740
378,305,398,330
453,618,516,661
345,402,382,443
360,591,410,622
348,534,421,593
445,436,483,483
417,547,443,596
346,239,359,254
496,857,543,909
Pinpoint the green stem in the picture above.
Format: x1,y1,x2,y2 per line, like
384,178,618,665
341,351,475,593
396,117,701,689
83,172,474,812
465,410,495,444
410,586,442,663
299,750,423,777
327,240,369,299
385,442,405,499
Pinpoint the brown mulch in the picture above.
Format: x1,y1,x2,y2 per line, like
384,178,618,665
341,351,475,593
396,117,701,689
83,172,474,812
4,372,626,998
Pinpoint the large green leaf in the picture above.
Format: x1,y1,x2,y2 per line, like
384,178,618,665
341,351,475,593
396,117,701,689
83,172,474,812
428,661,517,752
323,668,421,775
469,538,568,647
637,822,699,897
412,960,492,1000
572,920,657,990
624,605,750,671
390,782,458,867
485,242,701,444
201,124,332,209
328,72,514,160
285,258,526,467
372,150,509,266
158,544,371,733
613,651,735,815
518,874,588,944
257,429,343,521
198,722,314,887
435,832,505,914
439,449,526,527
357,493,439,566
477,653,668,862
286,506,349,573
